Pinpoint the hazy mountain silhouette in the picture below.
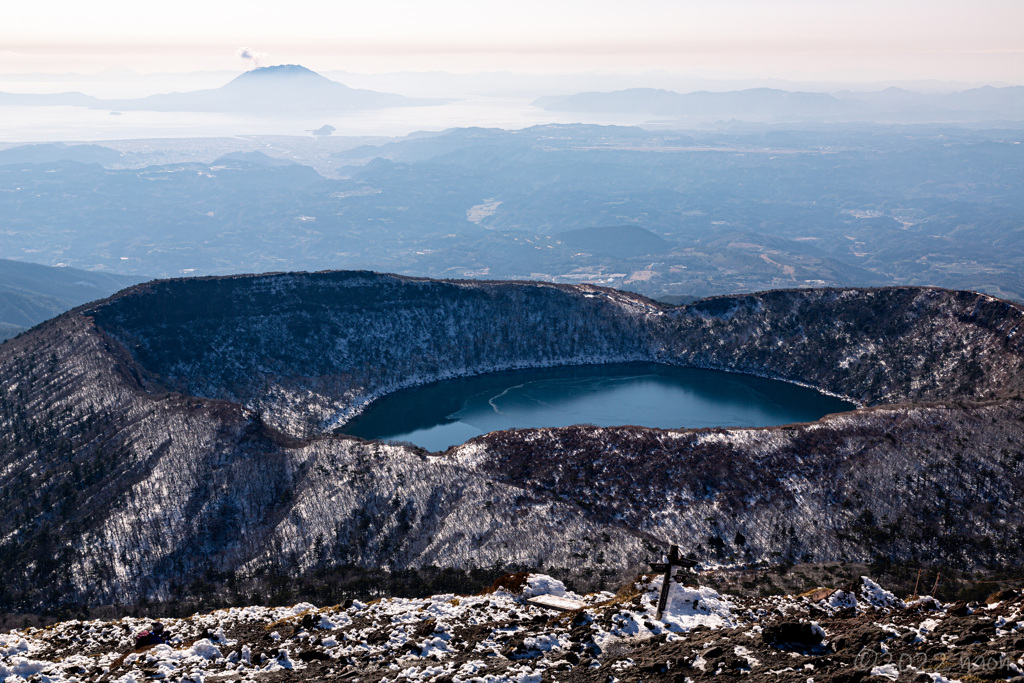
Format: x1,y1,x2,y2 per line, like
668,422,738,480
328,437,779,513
534,88,853,120
0,65,445,114
0,259,140,340
534,85,1024,123
0,142,122,166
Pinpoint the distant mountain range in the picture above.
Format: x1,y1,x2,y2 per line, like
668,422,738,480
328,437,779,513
0,65,445,114
534,86,1024,123
0,142,123,166
0,259,140,341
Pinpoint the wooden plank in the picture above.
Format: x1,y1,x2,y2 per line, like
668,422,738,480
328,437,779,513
800,587,838,602
525,594,586,612
649,562,669,572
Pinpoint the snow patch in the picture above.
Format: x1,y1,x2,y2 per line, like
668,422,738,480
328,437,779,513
521,575,568,599
860,577,906,610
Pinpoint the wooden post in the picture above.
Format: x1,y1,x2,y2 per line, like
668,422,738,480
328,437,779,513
930,572,941,596
912,569,922,598
655,544,678,621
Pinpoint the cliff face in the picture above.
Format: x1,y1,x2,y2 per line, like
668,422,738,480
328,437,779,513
86,272,661,437
657,287,1024,405
461,400,1024,569
87,273,1024,435
1,271,1023,611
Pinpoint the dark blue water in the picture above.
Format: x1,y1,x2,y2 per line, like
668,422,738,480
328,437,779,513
340,363,854,452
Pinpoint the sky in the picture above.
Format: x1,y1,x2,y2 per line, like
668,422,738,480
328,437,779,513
2,0,1023,84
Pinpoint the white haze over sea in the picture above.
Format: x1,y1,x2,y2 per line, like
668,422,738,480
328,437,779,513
0,69,686,143
0,98,655,143
2,68,1007,144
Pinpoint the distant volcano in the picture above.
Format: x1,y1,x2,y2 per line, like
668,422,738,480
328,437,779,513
0,65,445,114
116,65,445,113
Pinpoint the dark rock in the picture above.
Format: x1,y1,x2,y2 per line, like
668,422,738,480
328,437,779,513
949,602,971,617
297,650,330,662
413,618,437,637
721,656,749,670
955,633,991,646
366,629,388,645
968,620,996,634
639,659,670,673
763,621,824,650
986,589,1020,604
832,624,892,654
821,670,870,683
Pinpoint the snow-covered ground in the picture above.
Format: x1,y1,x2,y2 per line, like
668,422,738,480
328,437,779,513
3,574,1022,682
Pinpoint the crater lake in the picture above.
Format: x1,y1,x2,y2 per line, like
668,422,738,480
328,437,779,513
339,363,855,451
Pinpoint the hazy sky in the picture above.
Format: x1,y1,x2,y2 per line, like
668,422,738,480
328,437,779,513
2,0,1023,83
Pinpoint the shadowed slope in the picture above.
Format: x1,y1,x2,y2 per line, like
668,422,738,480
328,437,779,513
0,272,1023,611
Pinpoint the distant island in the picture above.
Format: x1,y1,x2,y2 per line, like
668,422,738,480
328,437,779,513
0,64,448,114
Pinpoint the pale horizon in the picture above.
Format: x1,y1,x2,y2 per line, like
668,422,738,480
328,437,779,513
3,0,1023,86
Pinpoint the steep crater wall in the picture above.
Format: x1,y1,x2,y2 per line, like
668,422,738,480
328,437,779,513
654,287,1024,405
87,272,661,437
2,272,1024,611
87,273,1024,437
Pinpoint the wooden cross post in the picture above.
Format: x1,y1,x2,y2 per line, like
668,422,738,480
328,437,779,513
650,544,698,621
652,544,679,621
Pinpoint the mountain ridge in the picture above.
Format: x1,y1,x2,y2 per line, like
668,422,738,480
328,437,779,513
0,258,141,341
0,272,1022,612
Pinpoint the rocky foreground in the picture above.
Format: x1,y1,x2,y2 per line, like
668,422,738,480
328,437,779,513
2,574,1022,683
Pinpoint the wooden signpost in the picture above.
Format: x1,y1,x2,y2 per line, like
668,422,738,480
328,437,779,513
650,544,698,621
